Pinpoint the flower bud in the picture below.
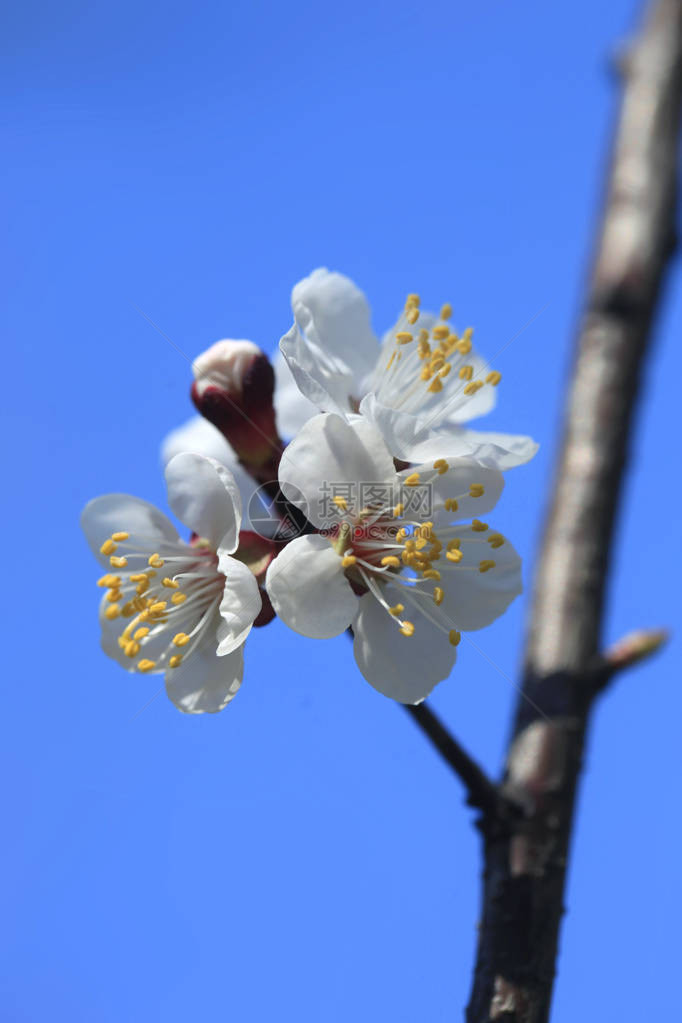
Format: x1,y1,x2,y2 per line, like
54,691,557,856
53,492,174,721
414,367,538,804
191,339,282,476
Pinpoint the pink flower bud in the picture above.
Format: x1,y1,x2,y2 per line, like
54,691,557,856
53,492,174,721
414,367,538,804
191,339,282,476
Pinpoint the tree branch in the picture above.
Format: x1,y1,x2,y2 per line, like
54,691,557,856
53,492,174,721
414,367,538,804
466,3,682,1020
403,704,502,815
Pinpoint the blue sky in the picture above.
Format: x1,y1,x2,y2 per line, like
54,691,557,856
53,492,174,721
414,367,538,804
3,0,680,1019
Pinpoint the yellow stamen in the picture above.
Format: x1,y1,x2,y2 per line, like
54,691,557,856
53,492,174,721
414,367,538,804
104,604,120,620
479,560,496,573
396,331,413,344
393,502,404,517
110,555,128,568
433,458,449,475
422,568,441,580
138,659,156,673
449,629,461,647
389,604,404,616
459,365,474,381
432,324,449,340
469,484,485,498
399,621,415,637
386,351,396,370
486,371,502,386
446,549,463,563
420,366,433,381
487,533,505,548
428,377,443,393
439,364,452,378
148,553,164,568
171,592,187,605
381,556,401,568
471,519,488,532
447,538,461,550
440,302,453,320
124,640,140,658
342,554,357,568
162,577,179,589
169,655,182,669
433,587,444,606
463,380,483,396
404,473,420,487
332,496,348,511
444,498,459,512
406,306,419,324
173,633,191,647
97,573,121,588
406,292,420,306
111,531,129,542
99,539,117,556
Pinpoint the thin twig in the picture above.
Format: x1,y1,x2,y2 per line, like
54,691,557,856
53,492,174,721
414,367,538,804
403,704,500,814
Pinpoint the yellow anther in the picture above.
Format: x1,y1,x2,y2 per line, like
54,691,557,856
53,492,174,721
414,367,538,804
104,604,121,620
471,519,488,532
121,602,135,617
487,533,505,548
440,302,453,321
389,604,404,616
381,555,401,568
456,337,472,355
463,327,474,342
446,549,463,563
124,640,140,658
396,527,408,541
463,380,483,395
433,458,449,474
444,498,459,512
433,587,444,606
393,502,404,518
110,555,128,568
134,627,150,640
99,539,117,556
406,292,420,306
111,531,129,542
332,496,348,510
415,537,428,551
395,331,413,344
449,629,461,647
432,324,449,340
428,377,443,393
420,366,433,381
406,306,419,325
447,538,461,550
422,568,441,580
162,577,179,589
386,351,396,370
136,579,150,596
129,573,146,583
404,539,416,552
430,352,445,369
479,560,496,573
342,554,357,568
169,655,183,669
97,573,121,588
404,473,420,487
459,365,474,381
469,484,485,498
149,601,167,614
171,592,187,605
399,621,415,637
173,633,191,647
439,364,452,378
148,553,164,568
486,371,502,386
137,659,156,673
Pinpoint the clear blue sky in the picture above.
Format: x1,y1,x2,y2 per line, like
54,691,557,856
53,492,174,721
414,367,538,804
3,0,680,1019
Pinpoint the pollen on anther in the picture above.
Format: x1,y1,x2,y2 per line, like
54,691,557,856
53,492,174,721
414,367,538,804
111,532,129,542
469,484,485,498
486,371,502,386
100,539,117,556
110,555,128,568
173,632,191,647
381,556,401,568
171,592,187,605
124,640,140,658
479,559,496,573
162,577,179,589
138,659,156,673
389,604,404,616
393,502,404,517
169,655,182,669
446,549,463,563
342,554,357,568
396,331,413,344
399,621,415,637
488,533,505,548
471,519,488,532
332,496,348,511
422,568,441,580
428,377,444,393
444,498,458,512
104,604,120,620
440,303,453,321
433,587,444,606
148,553,164,568
404,473,420,487
134,627,150,640
432,325,449,340
449,629,461,647
463,380,483,395
459,365,474,381
406,307,419,325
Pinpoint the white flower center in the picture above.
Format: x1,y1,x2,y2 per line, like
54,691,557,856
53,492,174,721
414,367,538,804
96,530,225,673
330,460,505,646
369,294,501,424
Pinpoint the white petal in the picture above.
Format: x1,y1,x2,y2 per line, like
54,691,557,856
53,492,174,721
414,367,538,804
439,528,522,630
435,428,539,470
272,349,319,437
161,415,277,534
352,588,456,704
265,534,357,639
444,353,497,424
279,320,357,415
166,635,245,714
215,554,262,655
397,459,505,523
358,392,431,464
81,495,179,567
278,413,395,528
291,268,378,382
165,452,242,552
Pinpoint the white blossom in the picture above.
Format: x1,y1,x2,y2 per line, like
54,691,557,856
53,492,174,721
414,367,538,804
81,453,262,713
265,414,522,703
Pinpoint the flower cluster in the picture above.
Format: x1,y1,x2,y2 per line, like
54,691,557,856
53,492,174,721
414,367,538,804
82,269,536,711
